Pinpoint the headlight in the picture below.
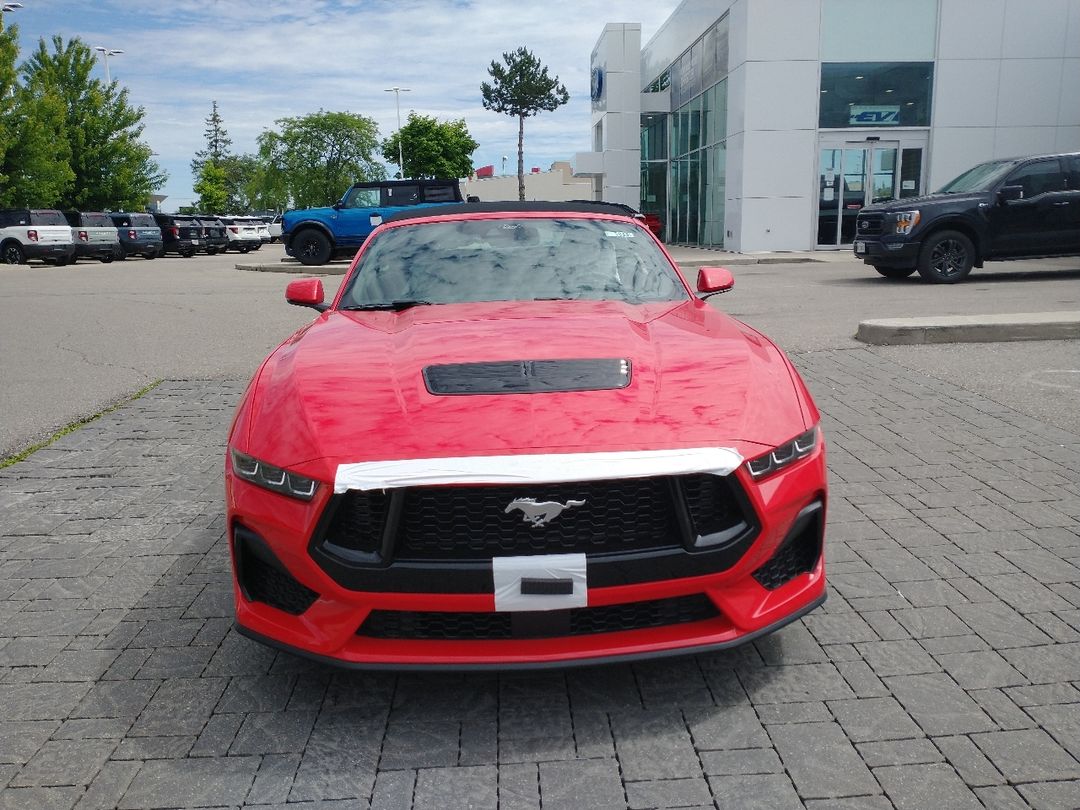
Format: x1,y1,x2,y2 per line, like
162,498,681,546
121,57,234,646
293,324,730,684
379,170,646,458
746,427,819,480
894,211,921,235
230,448,319,500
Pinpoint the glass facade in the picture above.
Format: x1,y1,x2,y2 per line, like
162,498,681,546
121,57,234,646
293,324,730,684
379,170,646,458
819,62,934,129
642,15,729,247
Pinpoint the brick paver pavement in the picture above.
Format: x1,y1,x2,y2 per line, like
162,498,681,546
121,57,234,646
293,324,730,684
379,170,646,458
1,349,1078,809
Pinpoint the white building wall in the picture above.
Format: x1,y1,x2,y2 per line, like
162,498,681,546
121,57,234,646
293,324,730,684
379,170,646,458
590,0,1080,252
728,0,821,252
930,0,1080,189
574,24,642,208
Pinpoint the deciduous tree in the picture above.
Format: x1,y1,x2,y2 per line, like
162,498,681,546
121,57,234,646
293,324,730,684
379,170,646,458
381,112,478,180
21,35,165,210
0,24,73,206
193,161,229,214
257,110,384,209
481,47,568,201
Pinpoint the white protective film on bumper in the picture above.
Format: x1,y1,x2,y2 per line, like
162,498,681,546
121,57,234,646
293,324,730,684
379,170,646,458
333,447,744,494
492,553,587,612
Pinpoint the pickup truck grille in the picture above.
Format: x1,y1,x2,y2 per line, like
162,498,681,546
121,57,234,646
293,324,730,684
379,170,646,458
855,213,885,237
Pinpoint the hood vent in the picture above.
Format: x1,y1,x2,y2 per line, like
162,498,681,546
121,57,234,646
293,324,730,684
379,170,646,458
424,358,631,395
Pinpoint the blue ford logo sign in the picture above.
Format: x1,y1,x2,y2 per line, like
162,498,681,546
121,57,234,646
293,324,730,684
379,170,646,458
590,67,604,102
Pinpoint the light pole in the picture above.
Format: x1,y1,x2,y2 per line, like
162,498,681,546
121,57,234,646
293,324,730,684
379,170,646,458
384,86,411,179
94,46,124,84
1,3,23,27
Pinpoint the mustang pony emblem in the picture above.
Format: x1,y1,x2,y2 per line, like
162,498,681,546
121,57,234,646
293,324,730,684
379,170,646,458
505,498,586,527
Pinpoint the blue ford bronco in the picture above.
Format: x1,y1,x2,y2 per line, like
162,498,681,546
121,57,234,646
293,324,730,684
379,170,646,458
282,178,465,266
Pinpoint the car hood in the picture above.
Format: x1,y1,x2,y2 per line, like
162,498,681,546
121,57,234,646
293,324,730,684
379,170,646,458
242,300,808,470
862,190,990,212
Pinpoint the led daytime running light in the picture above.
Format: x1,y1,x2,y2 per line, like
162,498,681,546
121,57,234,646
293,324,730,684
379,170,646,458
230,448,318,500
746,427,819,479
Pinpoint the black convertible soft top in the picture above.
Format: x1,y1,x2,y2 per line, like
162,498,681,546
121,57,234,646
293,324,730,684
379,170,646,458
382,200,638,223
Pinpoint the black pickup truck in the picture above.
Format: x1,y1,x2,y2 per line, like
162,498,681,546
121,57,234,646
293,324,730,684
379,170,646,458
854,151,1080,283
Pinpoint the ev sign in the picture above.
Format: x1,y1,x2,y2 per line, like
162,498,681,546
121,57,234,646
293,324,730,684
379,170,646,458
850,105,901,126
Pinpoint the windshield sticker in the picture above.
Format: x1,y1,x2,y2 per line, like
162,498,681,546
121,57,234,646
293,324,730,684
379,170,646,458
605,231,636,239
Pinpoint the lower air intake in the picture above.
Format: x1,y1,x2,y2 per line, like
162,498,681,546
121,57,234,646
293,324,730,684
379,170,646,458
357,594,719,640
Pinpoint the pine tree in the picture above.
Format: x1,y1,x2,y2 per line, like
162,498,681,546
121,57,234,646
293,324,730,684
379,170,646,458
190,100,232,178
481,47,568,201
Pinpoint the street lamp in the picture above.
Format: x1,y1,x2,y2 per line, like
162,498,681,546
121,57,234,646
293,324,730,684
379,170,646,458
94,46,124,84
383,86,411,179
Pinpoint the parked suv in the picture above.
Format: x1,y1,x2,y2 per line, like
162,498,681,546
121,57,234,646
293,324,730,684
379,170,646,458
63,211,120,263
282,178,464,266
199,217,229,255
855,151,1080,283
153,213,203,257
108,212,163,260
0,208,76,265
218,216,262,253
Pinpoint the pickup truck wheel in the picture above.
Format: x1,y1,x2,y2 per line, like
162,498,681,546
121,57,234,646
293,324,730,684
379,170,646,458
873,265,916,279
294,229,332,266
100,255,113,263
917,230,974,283
3,243,24,264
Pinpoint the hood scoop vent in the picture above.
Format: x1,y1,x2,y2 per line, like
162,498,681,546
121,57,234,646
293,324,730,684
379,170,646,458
424,358,631,396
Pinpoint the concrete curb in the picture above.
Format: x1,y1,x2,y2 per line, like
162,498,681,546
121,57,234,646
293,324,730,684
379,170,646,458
856,311,1080,345
235,262,349,275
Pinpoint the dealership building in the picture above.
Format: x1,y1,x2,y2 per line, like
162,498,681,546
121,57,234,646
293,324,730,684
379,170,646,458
575,0,1080,251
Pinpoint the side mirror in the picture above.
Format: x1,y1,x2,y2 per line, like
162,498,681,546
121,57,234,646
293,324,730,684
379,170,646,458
998,185,1024,203
331,201,343,210
696,266,735,298
285,278,327,311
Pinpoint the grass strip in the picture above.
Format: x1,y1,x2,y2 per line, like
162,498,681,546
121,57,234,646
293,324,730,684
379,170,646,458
0,380,163,469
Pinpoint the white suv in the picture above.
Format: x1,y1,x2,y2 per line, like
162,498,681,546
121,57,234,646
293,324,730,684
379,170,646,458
0,208,77,265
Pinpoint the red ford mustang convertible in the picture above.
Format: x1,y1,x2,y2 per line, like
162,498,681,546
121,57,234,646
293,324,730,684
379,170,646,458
225,202,827,669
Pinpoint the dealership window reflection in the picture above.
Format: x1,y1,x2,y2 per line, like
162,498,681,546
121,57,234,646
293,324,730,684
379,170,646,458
819,63,933,129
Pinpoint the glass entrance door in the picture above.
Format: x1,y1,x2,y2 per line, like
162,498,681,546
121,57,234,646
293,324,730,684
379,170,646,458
817,140,924,247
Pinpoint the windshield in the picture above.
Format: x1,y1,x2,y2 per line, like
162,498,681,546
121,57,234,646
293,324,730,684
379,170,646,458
936,159,1019,193
339,217,688,309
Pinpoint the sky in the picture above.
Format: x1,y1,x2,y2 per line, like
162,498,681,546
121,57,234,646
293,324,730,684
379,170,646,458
8,0,679,212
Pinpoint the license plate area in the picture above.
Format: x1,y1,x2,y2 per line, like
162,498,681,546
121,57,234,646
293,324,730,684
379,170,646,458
854,241,866,254
493,553,586,612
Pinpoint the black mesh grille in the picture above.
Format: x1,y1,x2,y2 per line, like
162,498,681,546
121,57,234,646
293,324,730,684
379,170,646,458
319,474,750,562
682,474,740,537
358,594,720,640
240,548,319,615
397,477,680,558
752,518,820,590
323,490,392,555
856,213,885,236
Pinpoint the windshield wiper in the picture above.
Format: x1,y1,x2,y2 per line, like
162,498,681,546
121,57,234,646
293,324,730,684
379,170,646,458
340,300,433,312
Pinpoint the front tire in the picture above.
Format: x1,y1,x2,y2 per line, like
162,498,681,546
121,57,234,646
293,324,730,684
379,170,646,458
873,265,916,279
917,230,974,283
293,229,332,266
3,243,25,264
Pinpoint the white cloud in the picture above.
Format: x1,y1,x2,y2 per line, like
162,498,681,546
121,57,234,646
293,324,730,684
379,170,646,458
15,0,678,209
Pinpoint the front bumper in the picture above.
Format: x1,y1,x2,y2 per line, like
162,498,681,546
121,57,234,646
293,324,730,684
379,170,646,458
226,447,828,669
853,235,921,268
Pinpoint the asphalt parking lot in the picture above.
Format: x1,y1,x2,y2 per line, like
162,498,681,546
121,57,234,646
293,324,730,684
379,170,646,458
1,249,1079,808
